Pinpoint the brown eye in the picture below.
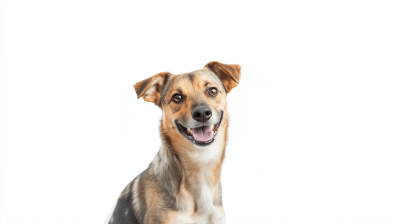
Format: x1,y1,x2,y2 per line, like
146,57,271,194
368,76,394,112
208,87,218,96
172,93,183,103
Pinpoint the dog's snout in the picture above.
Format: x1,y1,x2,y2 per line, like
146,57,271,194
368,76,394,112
192,105,212,122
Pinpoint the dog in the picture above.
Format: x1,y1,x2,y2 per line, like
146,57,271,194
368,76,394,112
105,61,241,224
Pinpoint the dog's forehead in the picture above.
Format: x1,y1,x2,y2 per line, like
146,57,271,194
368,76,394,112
174,69,219,86
162,68,223,97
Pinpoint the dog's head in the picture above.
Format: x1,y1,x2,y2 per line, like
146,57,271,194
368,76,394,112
134,61,241,148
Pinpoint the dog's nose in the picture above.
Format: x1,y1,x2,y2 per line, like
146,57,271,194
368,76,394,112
192,105,212,122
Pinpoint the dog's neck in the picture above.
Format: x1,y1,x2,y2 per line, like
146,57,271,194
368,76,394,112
152,119,228,211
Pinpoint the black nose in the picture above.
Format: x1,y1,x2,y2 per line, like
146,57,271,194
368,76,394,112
192,105,212,122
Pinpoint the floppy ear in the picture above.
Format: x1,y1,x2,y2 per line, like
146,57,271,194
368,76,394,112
205,61,241,93
133,72,169,106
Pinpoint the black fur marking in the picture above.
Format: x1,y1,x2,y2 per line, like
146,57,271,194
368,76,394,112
109,191,140,224
162,73,170,88
187,73,194,83
160,75,175,106
158,73,170,107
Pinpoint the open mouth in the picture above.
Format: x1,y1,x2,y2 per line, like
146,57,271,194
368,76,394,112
175,112,223,147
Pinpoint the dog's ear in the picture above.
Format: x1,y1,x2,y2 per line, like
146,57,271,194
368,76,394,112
206,61,241,93
134,72,169,106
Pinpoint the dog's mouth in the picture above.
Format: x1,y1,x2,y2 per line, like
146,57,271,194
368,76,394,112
175,112,223,147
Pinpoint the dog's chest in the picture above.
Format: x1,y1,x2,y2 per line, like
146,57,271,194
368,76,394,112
172,175,225,223
171,204,225,224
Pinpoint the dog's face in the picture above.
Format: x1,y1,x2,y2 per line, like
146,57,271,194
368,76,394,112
162,70,227,147
134,61,241,148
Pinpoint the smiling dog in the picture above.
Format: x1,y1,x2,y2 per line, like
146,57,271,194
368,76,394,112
106,61,241,224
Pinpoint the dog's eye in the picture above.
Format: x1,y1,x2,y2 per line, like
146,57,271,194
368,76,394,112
172,93,183,103
208,87,218,96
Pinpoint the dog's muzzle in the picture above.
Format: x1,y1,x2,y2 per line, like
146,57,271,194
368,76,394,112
175,112,223,147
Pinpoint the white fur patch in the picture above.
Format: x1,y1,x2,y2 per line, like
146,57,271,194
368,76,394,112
197,183,215,211
151,147,169,173
132,175,141,214
190,134,224,164
144,76,163,96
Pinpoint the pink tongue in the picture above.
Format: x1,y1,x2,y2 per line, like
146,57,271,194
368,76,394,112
192,125,213,142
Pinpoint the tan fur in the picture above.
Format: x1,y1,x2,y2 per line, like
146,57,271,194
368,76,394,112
109,62,241,224
205,62,241,93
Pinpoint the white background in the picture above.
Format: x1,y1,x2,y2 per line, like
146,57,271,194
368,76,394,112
1,1,399,223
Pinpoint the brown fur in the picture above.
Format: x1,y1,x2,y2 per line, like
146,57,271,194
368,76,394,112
205,62,241,93
133,72,170,107
108,62,241,224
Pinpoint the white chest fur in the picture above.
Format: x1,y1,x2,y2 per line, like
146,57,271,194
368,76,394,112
171,205,226,224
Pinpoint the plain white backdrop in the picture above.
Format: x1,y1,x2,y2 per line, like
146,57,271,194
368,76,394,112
1,1,399,223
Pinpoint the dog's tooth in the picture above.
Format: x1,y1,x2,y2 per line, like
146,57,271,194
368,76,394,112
187,128,193,135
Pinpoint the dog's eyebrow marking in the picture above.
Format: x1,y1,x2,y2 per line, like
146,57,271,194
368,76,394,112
188,73,194,83
204,81,209,87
